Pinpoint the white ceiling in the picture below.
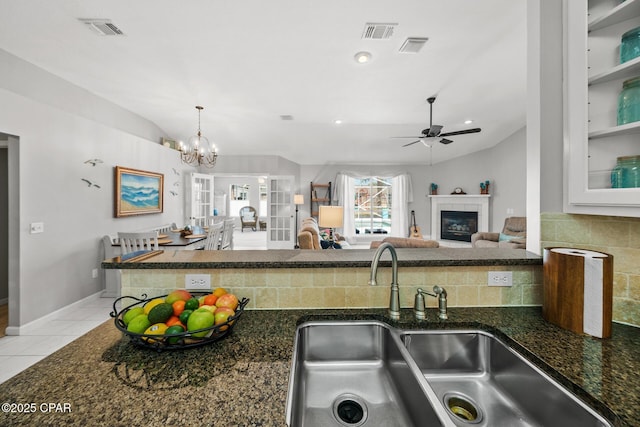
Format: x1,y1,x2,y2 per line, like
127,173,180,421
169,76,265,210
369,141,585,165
0,0,527,166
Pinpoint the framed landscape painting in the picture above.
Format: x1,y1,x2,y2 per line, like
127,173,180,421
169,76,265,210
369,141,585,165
114,166,164,217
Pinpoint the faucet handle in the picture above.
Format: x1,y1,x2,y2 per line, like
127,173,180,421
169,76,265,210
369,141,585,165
414,288,426,320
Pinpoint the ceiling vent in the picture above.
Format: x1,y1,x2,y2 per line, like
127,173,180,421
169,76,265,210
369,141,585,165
78,19,124,36
280,115,294,121
399,37,429,53
362,23,397,40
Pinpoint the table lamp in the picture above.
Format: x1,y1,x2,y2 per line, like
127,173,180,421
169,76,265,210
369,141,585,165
318,205,344,249
293,194,304,248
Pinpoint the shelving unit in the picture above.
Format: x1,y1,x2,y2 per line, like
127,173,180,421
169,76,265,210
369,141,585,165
564,0,640,215
310,182,331,217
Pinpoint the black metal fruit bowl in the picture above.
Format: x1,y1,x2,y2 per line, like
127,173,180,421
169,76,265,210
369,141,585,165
111,292,249,351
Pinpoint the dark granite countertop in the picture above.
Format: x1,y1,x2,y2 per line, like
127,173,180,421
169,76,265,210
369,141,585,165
102,248,542,269
0,307,636,427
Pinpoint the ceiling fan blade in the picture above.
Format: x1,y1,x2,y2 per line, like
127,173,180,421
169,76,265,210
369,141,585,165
392,136,424,139
402,140,420,147
439,127,481,137
439,138,453,145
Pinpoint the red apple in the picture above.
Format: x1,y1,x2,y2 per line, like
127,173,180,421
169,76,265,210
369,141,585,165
215,293,239,311
214,307,235,330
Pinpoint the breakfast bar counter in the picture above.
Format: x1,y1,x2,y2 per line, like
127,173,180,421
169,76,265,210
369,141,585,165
0,307,637,427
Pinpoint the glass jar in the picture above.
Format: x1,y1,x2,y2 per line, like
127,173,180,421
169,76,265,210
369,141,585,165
618,77,640,125
611,155,640,188
621,26,640,63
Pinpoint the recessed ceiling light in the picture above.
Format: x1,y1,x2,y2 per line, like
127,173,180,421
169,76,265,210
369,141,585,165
334,119,343,125
464,119,473,125
354,51,372,64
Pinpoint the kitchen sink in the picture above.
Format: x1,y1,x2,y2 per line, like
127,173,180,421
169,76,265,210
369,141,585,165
285,321,446,427
286,321,613,427
401,330,611,427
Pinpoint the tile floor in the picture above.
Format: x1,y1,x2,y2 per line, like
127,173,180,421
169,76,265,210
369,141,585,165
0,295,117,385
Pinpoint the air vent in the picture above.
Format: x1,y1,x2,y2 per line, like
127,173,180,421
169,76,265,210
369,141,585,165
362,23,397,40
280,115,294,121
78,19,125,36
399,37,429,53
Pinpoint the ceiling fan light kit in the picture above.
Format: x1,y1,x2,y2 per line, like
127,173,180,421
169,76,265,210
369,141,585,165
179,105,218,168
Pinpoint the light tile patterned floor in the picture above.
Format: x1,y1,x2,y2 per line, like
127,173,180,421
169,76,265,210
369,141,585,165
0,295,117,385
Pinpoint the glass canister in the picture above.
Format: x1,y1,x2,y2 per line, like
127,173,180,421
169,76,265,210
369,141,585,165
621,26,640,63
611,155,640,188
618,77,640,125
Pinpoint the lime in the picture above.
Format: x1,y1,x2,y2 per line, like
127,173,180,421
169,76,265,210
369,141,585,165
185,298,200,311
127,314,151,334
122,307,144,326
179,309,193,325
165,325,185,344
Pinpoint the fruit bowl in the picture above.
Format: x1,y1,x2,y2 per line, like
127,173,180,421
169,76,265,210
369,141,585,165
111,292,249,351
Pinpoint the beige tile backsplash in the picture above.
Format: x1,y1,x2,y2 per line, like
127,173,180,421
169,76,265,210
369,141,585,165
122,264,541,313
541,212,640,327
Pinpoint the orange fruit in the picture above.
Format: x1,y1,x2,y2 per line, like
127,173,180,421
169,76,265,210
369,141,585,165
166,316,184,328
212,287,227,298
172,300,186,317
203,294,218,306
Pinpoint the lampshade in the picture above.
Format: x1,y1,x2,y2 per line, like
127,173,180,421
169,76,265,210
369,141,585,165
318,206,343,228
294,194,304,205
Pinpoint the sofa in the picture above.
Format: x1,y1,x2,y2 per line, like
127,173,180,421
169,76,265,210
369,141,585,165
297,217,346,249
370,237,439,249
471,217,526,249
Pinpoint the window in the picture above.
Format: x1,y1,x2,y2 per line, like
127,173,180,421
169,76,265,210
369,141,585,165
353,177,392,234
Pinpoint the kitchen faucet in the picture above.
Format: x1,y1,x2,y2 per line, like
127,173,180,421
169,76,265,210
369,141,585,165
369,242,400,320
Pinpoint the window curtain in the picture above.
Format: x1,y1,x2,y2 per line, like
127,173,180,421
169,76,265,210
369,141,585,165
334,171,413,240
390,173,413,237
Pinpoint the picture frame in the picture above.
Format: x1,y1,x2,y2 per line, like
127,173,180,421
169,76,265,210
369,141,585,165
114,166,164,217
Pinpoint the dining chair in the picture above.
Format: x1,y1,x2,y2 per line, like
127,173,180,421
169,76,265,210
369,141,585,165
203,221,224,250
219,218,235,250
117,231,160,254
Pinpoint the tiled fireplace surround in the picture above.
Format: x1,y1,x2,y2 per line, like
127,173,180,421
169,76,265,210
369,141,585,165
428,195,490,244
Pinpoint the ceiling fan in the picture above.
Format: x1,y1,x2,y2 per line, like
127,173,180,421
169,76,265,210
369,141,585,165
394,96,481,147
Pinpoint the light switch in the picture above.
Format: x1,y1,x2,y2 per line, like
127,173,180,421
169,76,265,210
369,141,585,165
30,222,44,234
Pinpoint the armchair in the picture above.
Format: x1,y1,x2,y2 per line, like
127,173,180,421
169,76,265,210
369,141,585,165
471,217,526,249
239,206,258,232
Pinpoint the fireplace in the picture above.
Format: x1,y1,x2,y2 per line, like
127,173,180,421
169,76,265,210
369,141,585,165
440,210,478,242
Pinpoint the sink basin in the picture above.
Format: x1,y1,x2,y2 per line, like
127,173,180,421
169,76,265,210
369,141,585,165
401,330,612,427
286,321,612,427
285,321,446,427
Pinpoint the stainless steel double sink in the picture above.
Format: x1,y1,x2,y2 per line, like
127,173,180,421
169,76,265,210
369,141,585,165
285,321,612,427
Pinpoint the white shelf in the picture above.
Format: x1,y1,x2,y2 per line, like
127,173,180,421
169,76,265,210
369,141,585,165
589,121,640,139
589,0,640,31
589,56,640,85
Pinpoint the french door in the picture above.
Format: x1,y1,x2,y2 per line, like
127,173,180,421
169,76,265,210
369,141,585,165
267,175,294,249
186,173,214,227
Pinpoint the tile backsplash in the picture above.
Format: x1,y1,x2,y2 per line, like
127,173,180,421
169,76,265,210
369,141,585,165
541,212,640,327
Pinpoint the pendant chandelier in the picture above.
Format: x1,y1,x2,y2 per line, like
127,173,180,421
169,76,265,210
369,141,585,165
179,105,218,167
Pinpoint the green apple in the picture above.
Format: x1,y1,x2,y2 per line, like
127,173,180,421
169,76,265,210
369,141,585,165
187,309,214,337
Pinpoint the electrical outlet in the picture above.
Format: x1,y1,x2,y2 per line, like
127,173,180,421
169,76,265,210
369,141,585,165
30,222,44,234
488,271,513,287
185,274,211,290
92,268,99,279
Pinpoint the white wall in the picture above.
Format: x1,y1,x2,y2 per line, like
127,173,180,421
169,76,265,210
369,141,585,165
0,51,197,328
300,128,527,237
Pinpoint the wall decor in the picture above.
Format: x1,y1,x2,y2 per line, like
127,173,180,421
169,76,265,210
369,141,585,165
114,166,164,217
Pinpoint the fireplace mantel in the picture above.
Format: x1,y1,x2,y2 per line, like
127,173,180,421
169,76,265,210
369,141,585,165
428,195,490,243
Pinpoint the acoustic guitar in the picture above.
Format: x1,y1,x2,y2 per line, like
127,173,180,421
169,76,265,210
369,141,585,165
409,210,422,239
